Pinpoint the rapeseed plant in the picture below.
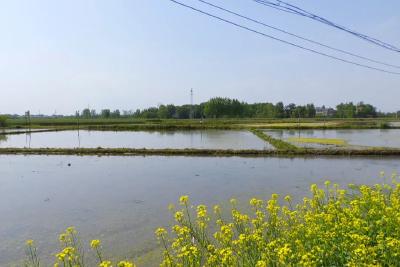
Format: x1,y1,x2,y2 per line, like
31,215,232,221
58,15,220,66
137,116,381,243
24,227,136,267
157,176,400,266
24,174,400,266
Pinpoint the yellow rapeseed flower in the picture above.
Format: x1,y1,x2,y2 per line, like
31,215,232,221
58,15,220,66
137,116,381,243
213,205,221,214
117,260,135,267
66,226,77,234
56,252,66,261
90,239,101,249
174,211,184,222
155,228,167,237
179,195,189,205
59,233,67,242
284,195,292,202
99,261,112,267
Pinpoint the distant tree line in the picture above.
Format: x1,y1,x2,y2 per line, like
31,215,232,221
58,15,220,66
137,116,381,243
130,98,379,119
75,98,380,119
336,102,377,118
128,98,318,119
80,109,121,118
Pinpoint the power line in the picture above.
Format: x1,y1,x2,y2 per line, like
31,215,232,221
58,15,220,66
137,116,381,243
167,0,400,75
252,0,400,53
196,0,400,69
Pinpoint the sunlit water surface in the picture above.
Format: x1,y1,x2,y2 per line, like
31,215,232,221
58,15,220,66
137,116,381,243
0,155,399,266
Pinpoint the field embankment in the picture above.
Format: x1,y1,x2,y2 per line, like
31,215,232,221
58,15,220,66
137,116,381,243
1,147,400,156
5,117,399,130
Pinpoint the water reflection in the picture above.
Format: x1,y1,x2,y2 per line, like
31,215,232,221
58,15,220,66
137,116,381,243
0,134,7,143
77,129,81,148
0,130,272,150
25,132,31,148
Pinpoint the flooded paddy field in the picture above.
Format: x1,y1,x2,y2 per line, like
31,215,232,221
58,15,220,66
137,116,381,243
0,130,272,150
264,129,400,149
0,155,398,266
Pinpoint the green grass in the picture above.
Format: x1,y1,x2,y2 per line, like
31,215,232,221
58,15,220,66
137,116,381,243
287,137,347,146
250,129,299,150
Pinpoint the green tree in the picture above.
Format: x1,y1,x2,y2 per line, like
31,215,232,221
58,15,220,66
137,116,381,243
356,102,376,118
305,104,316,118
0,115,8,127
275,102,285,118
175,106,190,119
101,109,111,118
111,109,120,118
141,108,159,118
336,103,356,118
285,103,297,118
81,109,91,118
204,97,244,118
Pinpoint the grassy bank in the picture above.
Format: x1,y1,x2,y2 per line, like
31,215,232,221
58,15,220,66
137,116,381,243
250,129,299,150
5,117,400,130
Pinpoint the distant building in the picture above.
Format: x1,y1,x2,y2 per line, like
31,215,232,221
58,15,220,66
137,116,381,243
316,106,336,117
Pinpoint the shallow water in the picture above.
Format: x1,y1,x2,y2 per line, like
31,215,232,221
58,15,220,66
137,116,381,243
0,155,398,266
390,121,400,127
0,130,272,150
265,129,400,148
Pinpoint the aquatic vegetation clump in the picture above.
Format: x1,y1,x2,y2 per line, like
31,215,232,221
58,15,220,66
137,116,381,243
158,178,400,266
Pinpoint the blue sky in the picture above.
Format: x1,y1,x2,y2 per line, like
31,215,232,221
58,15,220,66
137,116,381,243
0,0,399,114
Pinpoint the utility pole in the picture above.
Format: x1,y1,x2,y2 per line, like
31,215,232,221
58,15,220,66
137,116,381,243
76,111,80,130
190,88,194,119
25,111,31,130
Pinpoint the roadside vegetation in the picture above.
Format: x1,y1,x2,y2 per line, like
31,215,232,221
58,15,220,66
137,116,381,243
24,176,400,266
